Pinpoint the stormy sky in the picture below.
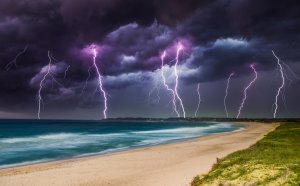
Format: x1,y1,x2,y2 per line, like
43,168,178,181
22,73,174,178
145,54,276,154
0,0,300,119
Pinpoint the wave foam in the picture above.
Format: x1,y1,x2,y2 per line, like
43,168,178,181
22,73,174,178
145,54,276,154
0,159,53,169
131,123,232,134
0,132,126,144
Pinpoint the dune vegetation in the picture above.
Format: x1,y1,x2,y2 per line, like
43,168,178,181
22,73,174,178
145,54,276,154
191,122,300,186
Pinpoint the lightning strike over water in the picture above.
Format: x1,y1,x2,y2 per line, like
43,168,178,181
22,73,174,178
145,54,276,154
174,43,186,118
224,72,234,118
64,65,71,79
272,50,285,118
37,51,52,119
236,65,258,118
90,46,108,119
5,45,29,71
194,83,201,117
160,51,180,117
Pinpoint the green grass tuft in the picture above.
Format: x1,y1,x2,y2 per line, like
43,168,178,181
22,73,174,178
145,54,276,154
191,122,300,186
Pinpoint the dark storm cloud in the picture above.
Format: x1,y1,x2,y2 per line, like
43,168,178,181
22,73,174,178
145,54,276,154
0,0,299,116
0,0,207,54
180,38,273,83
226,0,300,61
176,0,300,82
100,22,175,75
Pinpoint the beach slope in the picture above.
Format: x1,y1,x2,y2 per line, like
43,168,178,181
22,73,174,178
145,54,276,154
0,122,275,186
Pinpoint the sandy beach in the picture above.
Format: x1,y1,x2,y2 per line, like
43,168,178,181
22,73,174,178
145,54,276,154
0,122,276,186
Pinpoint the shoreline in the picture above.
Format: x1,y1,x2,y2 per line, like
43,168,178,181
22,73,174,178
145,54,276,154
0,122,244,170
0,122,277,186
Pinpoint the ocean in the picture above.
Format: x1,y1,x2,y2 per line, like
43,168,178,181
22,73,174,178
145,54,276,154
0,119,244,169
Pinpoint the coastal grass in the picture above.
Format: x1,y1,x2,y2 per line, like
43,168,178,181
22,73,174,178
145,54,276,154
191,122,300,186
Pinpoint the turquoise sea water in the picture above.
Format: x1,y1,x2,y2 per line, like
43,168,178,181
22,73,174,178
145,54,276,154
0,120,244,168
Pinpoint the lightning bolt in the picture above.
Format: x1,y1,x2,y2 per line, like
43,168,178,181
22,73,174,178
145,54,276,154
63,65,71,79
91,46,108,119
272,50,285,118
36,51,64,119
160,51,180,117
174,43,186,118
236,65,258,118
194,83,201,117
5,45,28,71
37,51,52,119
271,60,299,116
224,72,234,118
280,66,291,114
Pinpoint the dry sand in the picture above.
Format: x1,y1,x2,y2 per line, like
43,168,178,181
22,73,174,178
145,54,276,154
0,122,276,186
